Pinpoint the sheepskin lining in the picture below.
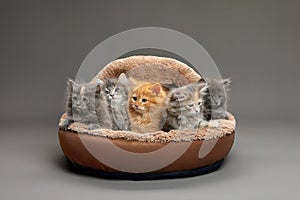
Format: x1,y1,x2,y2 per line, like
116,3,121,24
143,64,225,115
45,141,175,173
60,113,235,142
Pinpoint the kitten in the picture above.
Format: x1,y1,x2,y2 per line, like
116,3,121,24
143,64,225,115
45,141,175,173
101,73,131,131
163,83,205,131
128,82,169,133
60,79,112,130
200,78,231,121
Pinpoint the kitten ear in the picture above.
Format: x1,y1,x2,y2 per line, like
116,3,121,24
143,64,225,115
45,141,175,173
67,78,75,86
222,78,231,90
200,83,209,95
118,73,127,85
197,78,207,89
150,83,161,96
171,91,188,101
95,84,101,94
66,78,76,92
94,78,103,94
66,78,75,95
198,78,205,84
161,83,177,90
95,78,104,86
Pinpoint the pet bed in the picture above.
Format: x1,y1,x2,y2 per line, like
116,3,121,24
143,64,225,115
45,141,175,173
58,56,236,180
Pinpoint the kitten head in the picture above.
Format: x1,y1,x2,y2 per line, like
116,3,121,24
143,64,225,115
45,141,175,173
168,84,203,116
200,78,231,109
102,73,129,102
129,82,168,114
67,79,101,121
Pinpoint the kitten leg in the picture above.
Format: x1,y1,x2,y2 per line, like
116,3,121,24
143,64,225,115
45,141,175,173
100,120,113,130
59,117,74,130
123,123,131,131
212,112,229,120
223,112,230,120
87,123,102,130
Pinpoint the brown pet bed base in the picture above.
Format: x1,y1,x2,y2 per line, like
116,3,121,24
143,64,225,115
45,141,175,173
67,157,225,181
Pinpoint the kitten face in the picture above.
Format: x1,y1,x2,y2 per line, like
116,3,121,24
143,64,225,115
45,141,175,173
129,83,166,114
208,93,224,108
69,81,100,121
102,73,128,102
179,96,202,115
201,79,230,109
168,84,203,116
207,86,224,108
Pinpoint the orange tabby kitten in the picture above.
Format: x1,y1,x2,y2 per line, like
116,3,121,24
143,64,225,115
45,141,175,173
128,82,169,133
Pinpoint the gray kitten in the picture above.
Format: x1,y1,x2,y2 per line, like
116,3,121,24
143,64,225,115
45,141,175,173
60,79,112,130
200,78,231,121
101,73,131,131
163,83,205,131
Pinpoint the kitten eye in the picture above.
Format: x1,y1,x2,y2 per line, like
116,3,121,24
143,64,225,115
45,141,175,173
132,96,137,101
188,104,193,107
115,88,120,92
198,102,201,105
105,90,109,94
72,96,77,100
141,98,147,103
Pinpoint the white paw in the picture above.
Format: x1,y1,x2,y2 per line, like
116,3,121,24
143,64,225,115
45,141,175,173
209,120,219,128
199,121,209,128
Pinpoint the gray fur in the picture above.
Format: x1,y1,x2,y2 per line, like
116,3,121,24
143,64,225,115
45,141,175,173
102,73,131,131
163,83,205,131
200,78,231,121
60,79,112,130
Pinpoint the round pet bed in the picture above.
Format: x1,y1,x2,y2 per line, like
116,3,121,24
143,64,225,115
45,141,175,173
58,56,236,180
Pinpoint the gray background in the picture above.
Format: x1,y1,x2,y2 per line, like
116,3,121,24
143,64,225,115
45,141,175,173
0,0,299,199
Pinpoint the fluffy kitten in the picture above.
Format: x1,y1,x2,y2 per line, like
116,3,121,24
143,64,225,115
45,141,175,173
60,79,112,130
200,78,231,121
128,82,169,133
164,83,205,131
101,73,131,131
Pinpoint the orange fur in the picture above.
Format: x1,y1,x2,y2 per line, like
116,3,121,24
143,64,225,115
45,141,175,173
128,82,169,133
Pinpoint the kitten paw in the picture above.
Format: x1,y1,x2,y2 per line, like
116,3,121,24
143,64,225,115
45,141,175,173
224,113,229,120
59,118,73,130
212,113,229,120
199,120,209,128
209,120,219,128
